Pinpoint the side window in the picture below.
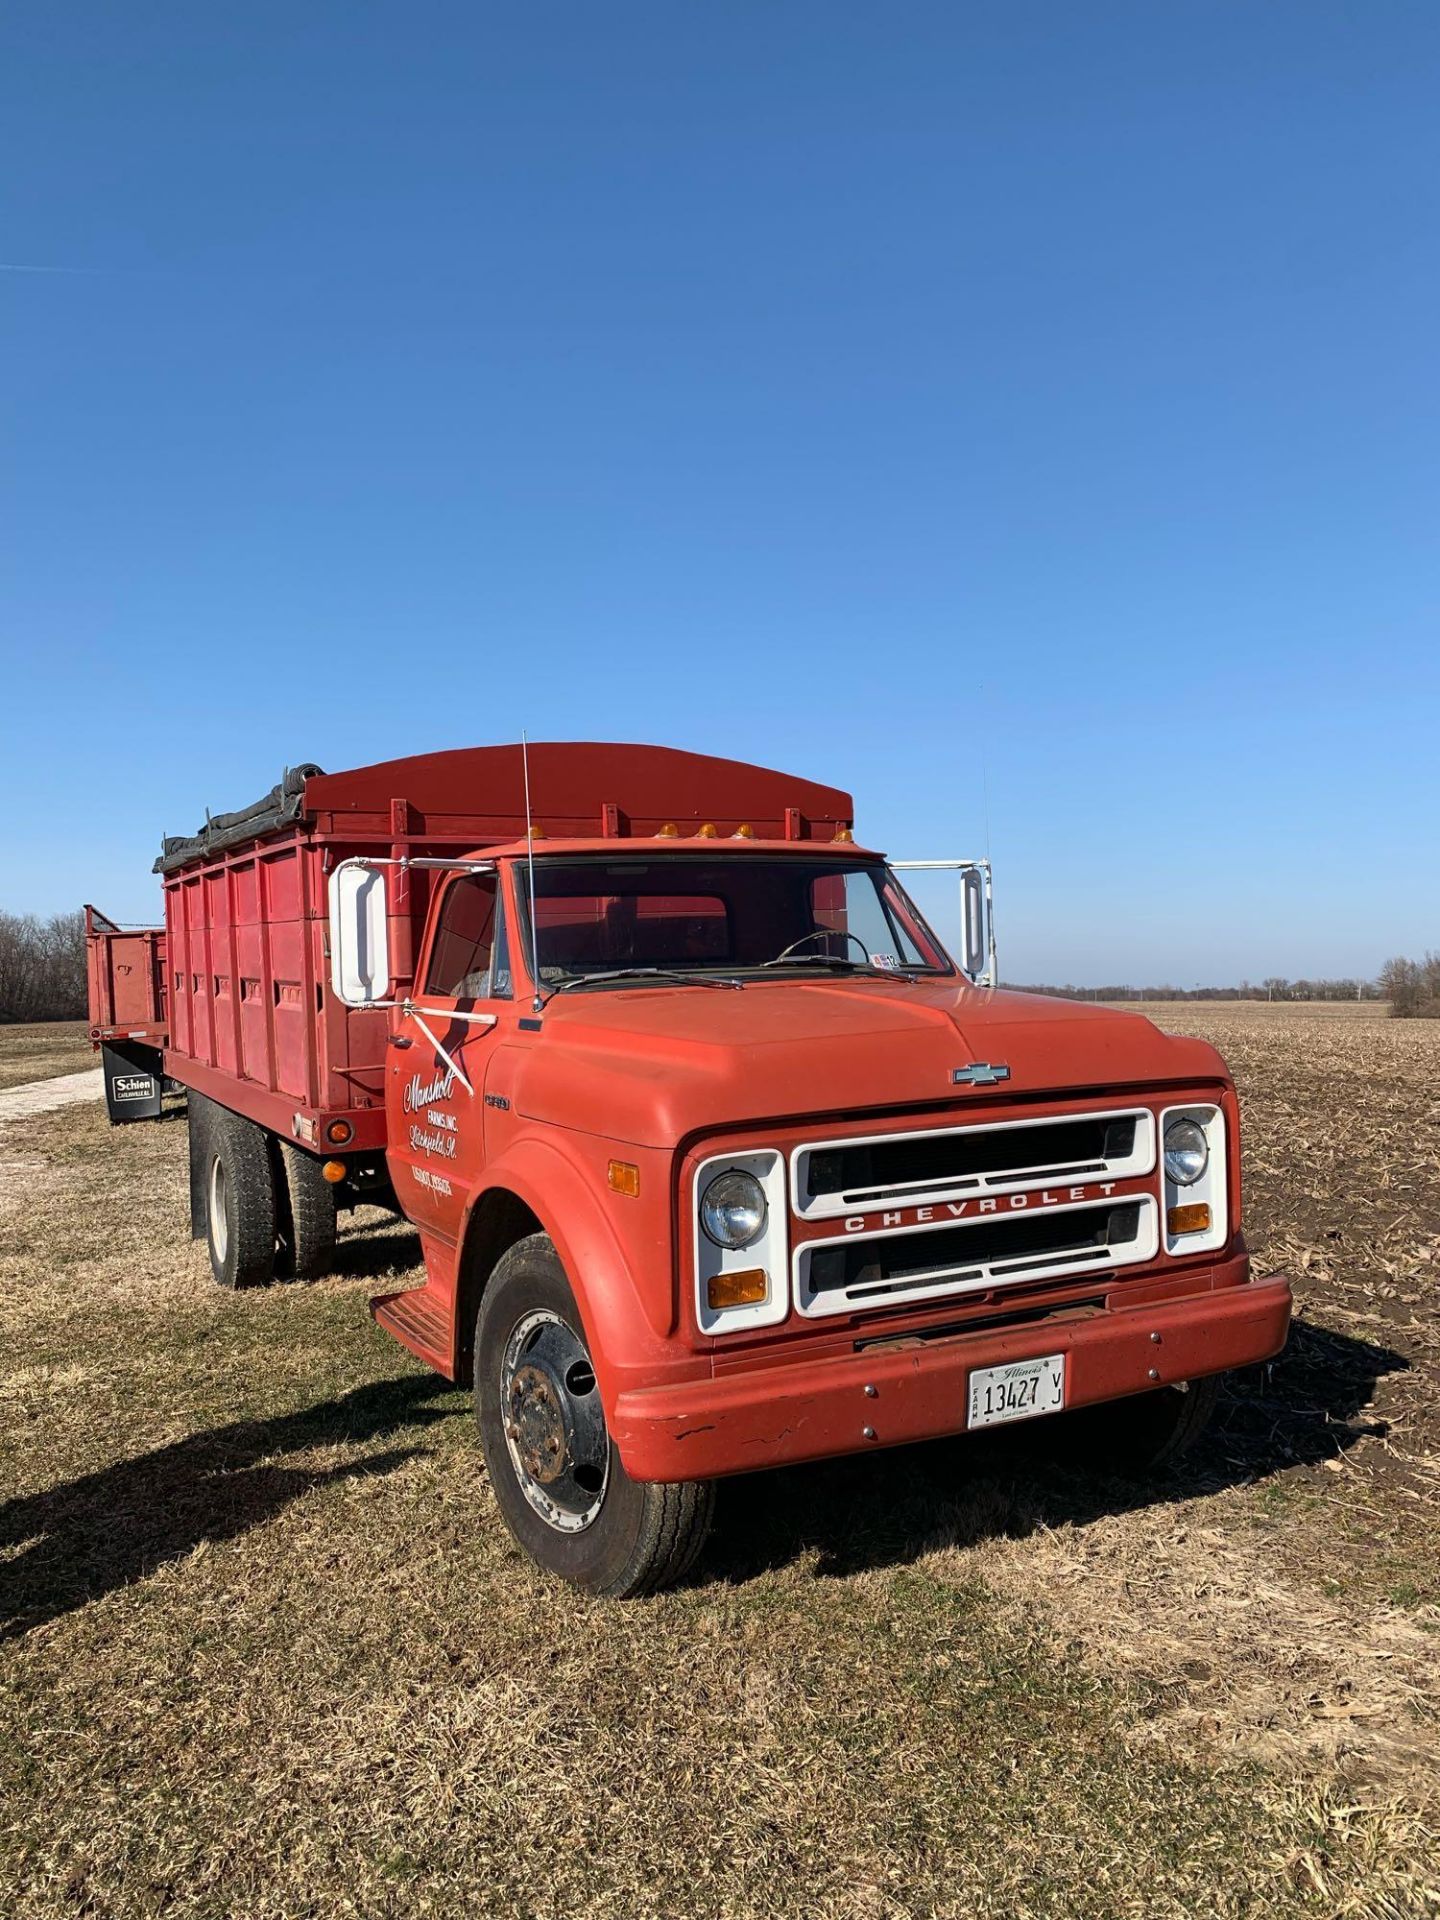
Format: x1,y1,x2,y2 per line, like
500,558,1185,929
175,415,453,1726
425,875,512,1000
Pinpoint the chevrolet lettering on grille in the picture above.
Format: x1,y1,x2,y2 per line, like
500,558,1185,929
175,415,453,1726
840,1179,1120,1233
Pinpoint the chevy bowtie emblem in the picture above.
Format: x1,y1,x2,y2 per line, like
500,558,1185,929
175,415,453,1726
952,1062,1011,1087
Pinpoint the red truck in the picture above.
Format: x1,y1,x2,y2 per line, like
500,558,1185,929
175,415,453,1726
87,742,1292,1594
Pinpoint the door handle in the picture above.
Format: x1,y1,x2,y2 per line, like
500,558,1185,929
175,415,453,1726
388,1034,413,1050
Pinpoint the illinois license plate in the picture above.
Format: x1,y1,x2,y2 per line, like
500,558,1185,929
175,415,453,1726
967,1354,1066,1429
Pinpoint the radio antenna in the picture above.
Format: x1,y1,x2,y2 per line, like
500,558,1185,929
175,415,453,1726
521,733,543,1012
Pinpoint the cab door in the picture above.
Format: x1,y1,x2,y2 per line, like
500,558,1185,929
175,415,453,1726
386,867,514,1242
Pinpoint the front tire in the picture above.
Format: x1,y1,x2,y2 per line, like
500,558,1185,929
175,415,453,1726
474,1234,713,1595
1071,1372,1225,1471
204,1109,277,1290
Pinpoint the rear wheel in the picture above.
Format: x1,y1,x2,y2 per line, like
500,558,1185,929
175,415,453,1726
474,1234,713,1595
275,1142,337,1280
204,1109,277,1290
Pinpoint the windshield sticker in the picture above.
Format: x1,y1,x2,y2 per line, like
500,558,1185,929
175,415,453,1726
871,953,900,970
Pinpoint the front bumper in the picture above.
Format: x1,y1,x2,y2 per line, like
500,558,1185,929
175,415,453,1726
610,1269,1293,1482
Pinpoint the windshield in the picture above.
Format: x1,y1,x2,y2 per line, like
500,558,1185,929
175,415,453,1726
515,854,953,986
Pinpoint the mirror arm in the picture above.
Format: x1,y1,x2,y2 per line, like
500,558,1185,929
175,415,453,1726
349,856,497,874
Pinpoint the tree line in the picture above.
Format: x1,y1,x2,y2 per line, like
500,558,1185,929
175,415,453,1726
1006,978,1384,1003
0,911,89,1023
1005,964,1439,1015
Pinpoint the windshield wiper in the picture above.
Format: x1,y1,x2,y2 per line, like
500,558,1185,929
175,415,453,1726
760,956,918,983
547,967,745,995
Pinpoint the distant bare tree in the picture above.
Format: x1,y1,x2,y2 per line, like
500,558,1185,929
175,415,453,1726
0,910,89,1022
1379,954,1440,1019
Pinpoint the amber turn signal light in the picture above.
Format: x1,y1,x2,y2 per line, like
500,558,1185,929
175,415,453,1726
707,1268,767,1310
322,1159,348,1185
607,1159,640,1198
1167,1203,1211,1236
325,1119,353,1146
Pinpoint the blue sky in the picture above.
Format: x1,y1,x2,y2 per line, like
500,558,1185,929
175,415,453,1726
2,2,1436,984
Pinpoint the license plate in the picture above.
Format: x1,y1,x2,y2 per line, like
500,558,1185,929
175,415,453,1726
967,1354,1066,1429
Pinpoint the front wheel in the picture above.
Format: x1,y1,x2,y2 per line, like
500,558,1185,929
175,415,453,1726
474,1234,713,1595
1068,1372,1225,1472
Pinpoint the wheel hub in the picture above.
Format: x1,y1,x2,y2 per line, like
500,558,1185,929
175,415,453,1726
500,1310,610,1534
508,1364,569,1484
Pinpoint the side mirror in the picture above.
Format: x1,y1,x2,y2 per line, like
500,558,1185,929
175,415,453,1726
329,859,391,1006
961,868,986,977
891,858,996,987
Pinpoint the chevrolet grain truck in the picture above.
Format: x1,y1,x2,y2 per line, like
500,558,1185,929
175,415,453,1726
86,743,1293,1593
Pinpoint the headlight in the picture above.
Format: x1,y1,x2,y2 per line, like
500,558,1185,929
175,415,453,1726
700,1169,768,1248
1164,1117,1209,1186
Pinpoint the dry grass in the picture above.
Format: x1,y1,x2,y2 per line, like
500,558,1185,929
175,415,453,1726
0,1021,94,1092
2,1011,1438,1918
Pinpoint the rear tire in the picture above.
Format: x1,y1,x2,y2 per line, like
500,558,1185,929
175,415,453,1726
204,1109,277,1290
275,1142,337,1280
474,1233,713,1596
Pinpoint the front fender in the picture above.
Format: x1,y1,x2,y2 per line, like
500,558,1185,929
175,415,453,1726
462,1135,707,1419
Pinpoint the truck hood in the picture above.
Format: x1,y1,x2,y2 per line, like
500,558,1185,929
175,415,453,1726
510,979,1227,1149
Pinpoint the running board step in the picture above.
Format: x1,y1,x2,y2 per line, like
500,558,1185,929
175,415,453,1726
371,1287,454,1376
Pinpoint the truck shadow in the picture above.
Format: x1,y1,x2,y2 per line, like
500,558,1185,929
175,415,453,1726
329,1226,423,1281
702,1318,1412,1585
0,1374,454,1641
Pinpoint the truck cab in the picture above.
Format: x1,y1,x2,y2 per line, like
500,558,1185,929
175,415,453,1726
328,814,1292,1595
